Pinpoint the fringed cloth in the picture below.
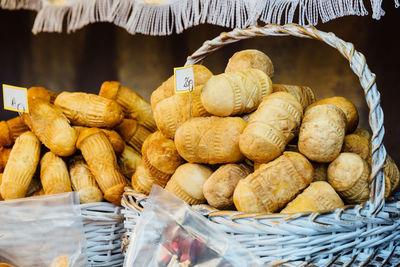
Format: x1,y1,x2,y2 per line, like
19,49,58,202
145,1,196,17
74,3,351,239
0,0,398,35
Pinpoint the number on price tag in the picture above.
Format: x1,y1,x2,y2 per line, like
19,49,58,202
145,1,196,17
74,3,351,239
3,84,29,113
174,65,195,94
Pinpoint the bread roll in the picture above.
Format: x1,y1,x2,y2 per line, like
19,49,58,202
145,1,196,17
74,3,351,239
353,128,371,139
23,99,77,156
298,104,346,163
328,153,370,204
28,86,58,103
234,152,313,213
116,119,152,152
203,163,252,210
307,96,358,133
281,181,344,213
384,156,400,195
272,84,315,109
40,152,72,195
118,145,142,178
175,116,247,164
239,92,303,163
142,131,183,187
151,65,213,110
342,134,370,160
69,156,103,204
225,49,274,77
131,160,154,194
73,126,125,155
165,163,213,204
154,85,210,139
100,81,156,131
0,132,41,200
0,117,29,147
77,128,128,205
201,69,272,116
55,92,124,128
0,147,11,173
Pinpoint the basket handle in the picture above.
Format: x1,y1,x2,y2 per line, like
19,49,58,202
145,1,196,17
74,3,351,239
185,24,387,215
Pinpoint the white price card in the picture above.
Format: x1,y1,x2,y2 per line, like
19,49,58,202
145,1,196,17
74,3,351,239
174,65,194,94
2,84,29,113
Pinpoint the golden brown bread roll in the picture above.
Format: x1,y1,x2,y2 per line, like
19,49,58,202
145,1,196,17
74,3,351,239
55,92,124,128
153,85,210,139
328,153,370,204
298,104,346,163
312,162,328,182
100,81,156,131
281,181,344,213
307,96,358,133
131,160,154,194
77,128,128,205
40,152,72,195
239,92,303,163
225,49,274,77
203,163,252,210
174,116,247,164
28,86,58,103
23,99,77,156
272,84,316,109
142,131,183,187
201,69,272,116
0,117,29,147
116,119,152,152
69,156,103,204
353,128,371,139
151,65,213,110
118,145,142,178
73,126,125,155
342,134,370,160
165,163,213,204
233,152,313,213
0,132,41,200
0,147,11,173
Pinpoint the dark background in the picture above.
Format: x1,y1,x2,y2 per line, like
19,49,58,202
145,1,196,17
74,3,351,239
0,2,399,162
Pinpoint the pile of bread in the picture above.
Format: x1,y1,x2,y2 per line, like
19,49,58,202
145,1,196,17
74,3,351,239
135,49,399,214
0,49,398,214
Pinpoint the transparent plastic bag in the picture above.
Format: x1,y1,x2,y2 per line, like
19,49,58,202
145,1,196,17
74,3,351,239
0,192,88,266
124,186,262,267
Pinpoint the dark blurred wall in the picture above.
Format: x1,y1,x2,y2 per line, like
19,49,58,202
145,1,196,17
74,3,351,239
0,3,399,163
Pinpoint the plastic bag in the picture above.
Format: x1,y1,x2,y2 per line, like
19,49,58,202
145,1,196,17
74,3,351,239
0,192,88,266
124,186,262,267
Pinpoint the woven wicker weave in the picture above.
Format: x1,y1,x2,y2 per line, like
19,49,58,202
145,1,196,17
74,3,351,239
81,202,124,266
122,24,400,266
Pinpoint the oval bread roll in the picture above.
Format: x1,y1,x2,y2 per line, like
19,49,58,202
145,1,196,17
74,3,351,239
165,163,213,204
40,152,72,195
0,147,11,173
298,104,346,163
28,86,58,103
118,145,142,179
201,69,272,116
0,117,29,147
203,163,252,210
0,132,41,200
239,92,303,163
151,65,213,110
281,181,344,213
307,96,358,133
175,116,247,164
342,134,370,160
233,152,313,213
100,81,156,131
328,152,370,204
131,159,155,195
225,49,274,77
23,99,77,156
116,119,152,152
55,92,124,128
272,84,316,109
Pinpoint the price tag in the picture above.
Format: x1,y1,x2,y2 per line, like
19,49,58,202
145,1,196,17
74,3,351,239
174,65,194,94
2,84,29,113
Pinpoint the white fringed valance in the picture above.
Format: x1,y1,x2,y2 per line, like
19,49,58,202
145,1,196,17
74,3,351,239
0,0,396,35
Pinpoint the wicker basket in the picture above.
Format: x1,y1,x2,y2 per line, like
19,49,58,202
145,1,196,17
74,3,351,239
122,24,400,266
81,202,124,266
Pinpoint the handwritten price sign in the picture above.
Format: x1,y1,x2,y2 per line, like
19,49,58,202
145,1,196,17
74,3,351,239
174,65,194,94
3,84,29,114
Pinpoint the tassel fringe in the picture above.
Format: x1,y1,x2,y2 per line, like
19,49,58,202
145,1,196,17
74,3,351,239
0,0,392,35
